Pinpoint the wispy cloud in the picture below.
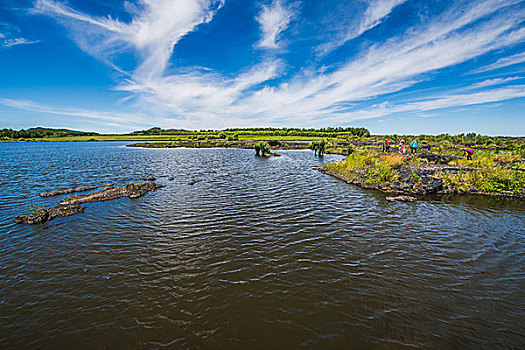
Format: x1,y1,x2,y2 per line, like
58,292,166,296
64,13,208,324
471,51,525,74
316,0,406,56
468,76,523,89
34,0,225,78
0,22,40,48
292,84,525,127
397,85,525,115
256,0,296,49
2,37,40,47
0,98,149,127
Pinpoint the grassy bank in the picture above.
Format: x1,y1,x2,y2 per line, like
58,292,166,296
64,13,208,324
322,148,525,197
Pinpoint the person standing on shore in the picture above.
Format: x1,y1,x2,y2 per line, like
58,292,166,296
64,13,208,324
399,140,406,154
410,139,418,154
463,148,473,160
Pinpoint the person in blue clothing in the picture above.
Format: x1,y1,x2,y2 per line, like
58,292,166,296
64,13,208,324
410,139,418,154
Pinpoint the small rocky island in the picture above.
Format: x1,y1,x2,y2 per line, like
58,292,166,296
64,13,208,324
16,182,165,224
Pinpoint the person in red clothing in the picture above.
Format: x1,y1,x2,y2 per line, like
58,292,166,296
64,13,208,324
463,148,473,160
384,139,390,153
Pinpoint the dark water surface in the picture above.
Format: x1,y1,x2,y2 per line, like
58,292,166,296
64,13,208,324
1,142,524,349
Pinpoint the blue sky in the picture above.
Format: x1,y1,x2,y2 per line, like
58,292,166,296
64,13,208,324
0,0,524,135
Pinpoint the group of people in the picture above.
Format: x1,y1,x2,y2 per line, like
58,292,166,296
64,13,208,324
382,138,475,160
383,139,418,154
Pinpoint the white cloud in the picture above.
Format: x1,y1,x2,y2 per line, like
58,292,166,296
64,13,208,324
471,51,525,74
0,98,149,127
287,85,525,127
34,0,224,78
0,22,40,48
396,85,525,114
256,0,295,49
468,76,523,89
316,0,406,56
2,37,40,47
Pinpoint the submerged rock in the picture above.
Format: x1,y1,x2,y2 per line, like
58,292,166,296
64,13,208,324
386,195,416,202
259,152,281,157
143,176,156,181
168,177,174,181
15,204,85,224
39,185,100,197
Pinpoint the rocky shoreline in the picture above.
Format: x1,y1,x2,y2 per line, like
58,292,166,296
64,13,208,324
127,140,311,151
319,164,525,199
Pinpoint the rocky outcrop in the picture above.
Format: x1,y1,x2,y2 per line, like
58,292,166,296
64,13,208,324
39,185,100,197
417,152,461,164
59,182,165,205
15,204,85,224
16,181,164,224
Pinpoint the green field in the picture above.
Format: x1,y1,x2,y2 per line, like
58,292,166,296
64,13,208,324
0,126,370,142
0,134,326,142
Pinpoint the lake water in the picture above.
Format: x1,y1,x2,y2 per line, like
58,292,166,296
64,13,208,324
0,141,524,349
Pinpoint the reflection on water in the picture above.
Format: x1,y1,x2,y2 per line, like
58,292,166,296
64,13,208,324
0,142,524,349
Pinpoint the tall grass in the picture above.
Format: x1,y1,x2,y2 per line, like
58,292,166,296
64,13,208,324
326,148,525,195
326,149,403,183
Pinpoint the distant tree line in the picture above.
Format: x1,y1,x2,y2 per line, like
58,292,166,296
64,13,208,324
129,126,371,138
1,128,99,139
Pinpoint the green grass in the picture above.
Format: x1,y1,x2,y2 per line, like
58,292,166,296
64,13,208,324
435,166,525,195
437,151,525,194
28,203,46,217
325,149,406,184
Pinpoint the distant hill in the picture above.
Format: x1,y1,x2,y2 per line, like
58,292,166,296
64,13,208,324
27,127,95,134
1,127,99,139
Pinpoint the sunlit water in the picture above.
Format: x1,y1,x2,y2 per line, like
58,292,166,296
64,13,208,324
0,142,524,349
